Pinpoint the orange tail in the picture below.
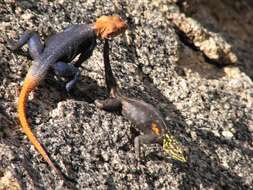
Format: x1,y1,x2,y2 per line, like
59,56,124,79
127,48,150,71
18,75,61,175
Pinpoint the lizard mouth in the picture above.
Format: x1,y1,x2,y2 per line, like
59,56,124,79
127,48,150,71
106,25,127,39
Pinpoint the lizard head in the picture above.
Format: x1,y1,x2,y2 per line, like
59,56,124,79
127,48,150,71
94,15,127,39
163,133,187,162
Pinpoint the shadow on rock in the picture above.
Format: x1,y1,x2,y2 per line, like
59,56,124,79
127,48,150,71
176,43,226,80
179,128,252,190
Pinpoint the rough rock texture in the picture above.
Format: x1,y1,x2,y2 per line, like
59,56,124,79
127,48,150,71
0,0,253,189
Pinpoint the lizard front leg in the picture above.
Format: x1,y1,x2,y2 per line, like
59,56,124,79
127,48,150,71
134,133,160,162
74,40,97,68
52,61,80,92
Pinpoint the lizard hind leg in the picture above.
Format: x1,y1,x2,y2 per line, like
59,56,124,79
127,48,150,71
27,33,44,59
8,31,44,60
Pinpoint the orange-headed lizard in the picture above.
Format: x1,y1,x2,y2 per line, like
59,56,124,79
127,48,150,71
8,16,127,177
95,40,187,163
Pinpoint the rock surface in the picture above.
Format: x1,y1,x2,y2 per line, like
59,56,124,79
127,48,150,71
0,0,252,189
